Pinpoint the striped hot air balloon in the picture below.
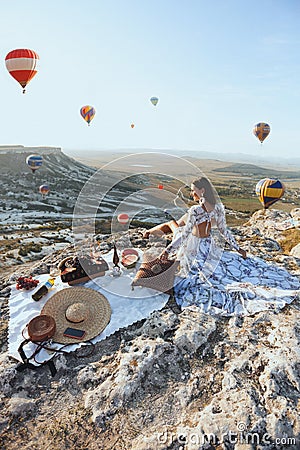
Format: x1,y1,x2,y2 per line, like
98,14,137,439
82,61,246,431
5,49,39,93
26,154,43,173
255,178,285,209
253,122,270,144
80,105,96,125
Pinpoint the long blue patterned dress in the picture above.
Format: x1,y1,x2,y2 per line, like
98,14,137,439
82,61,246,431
165,202,300,315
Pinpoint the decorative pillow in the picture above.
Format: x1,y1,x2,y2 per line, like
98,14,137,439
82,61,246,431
131,252,179,293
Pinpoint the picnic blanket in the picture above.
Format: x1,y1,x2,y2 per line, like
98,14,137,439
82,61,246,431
8,249,169,365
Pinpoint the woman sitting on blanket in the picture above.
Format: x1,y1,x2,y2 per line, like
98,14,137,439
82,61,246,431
145,177,300,315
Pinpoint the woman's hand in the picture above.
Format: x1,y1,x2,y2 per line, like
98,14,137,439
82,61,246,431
159,250,169,261
237,248,247,259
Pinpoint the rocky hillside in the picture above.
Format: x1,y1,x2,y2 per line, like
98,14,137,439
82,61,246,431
0,209,300,449
0,149,184,227
0,150,95,224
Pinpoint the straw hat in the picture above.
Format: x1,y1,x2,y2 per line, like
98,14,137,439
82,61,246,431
41,287,111,344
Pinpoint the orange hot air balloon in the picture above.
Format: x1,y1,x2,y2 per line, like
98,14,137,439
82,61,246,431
5,49,39,93
117,213,129,224
158,184,164,190
131,123,135,128
39,184,50,197
253,122,270,144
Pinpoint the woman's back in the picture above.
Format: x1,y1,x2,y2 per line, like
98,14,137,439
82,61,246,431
192,201,215,238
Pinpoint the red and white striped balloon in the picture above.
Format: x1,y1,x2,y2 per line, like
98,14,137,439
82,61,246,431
5,49,39,93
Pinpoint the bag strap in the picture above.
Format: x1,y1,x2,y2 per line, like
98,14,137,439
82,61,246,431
17,338,58,376
16,333,96,377
16,358,57,377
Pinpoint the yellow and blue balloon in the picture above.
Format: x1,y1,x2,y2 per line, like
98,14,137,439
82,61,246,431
255,178,285,209
150,96,159,106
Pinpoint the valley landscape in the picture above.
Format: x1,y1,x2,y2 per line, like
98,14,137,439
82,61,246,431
1,146,299,277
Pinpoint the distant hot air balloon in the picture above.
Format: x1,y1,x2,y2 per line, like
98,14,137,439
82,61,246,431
117,213,129,224
131,123,135,128
26,154,43,173
255,178,285,209
253,122,270,144
5,49,39,93
80,105,96,126
158,184,164,190
150,96,159,106
39,184,49,197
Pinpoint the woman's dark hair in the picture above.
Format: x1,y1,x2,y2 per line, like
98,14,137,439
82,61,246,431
192,177,217,205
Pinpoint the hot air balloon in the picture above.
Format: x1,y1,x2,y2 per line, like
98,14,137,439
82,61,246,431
150,96,159,106
80,105,96,126
39,184,49,198
5,49,39,93
117,213,129,224
131,123,135,128
255,178,285,209
26,154,43,173
158,184,164,190
253,122,270,144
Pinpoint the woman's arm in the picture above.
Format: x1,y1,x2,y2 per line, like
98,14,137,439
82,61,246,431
215,204,246,257
177,212,188,227
160,207,198,260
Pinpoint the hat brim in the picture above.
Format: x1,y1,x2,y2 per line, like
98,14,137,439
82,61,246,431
41,287,111,344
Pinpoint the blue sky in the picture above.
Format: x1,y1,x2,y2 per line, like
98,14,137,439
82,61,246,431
1,0,300,158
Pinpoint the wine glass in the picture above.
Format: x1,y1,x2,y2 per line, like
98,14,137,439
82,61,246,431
49,264,60,278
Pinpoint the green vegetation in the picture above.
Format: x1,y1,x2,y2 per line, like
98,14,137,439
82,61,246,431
213,163,300,179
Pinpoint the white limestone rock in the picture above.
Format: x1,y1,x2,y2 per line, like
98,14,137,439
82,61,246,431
173,306,216,354
8,391,36,417
290,243,300,258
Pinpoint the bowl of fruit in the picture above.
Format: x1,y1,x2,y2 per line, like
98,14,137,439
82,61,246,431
121,249,139,269
16,276,39,291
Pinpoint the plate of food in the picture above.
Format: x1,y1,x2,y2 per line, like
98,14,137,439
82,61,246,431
121,249,139,268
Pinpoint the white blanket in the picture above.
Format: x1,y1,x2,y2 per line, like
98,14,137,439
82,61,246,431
8,249,169,364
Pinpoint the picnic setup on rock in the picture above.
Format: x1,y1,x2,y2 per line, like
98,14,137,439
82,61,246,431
8,243,176,374
6,179,300,377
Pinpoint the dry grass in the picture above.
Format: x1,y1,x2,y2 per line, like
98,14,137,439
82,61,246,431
279,229,300,254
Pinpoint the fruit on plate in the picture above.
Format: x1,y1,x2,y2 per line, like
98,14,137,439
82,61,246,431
121,254,139,268
121,248,139,258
